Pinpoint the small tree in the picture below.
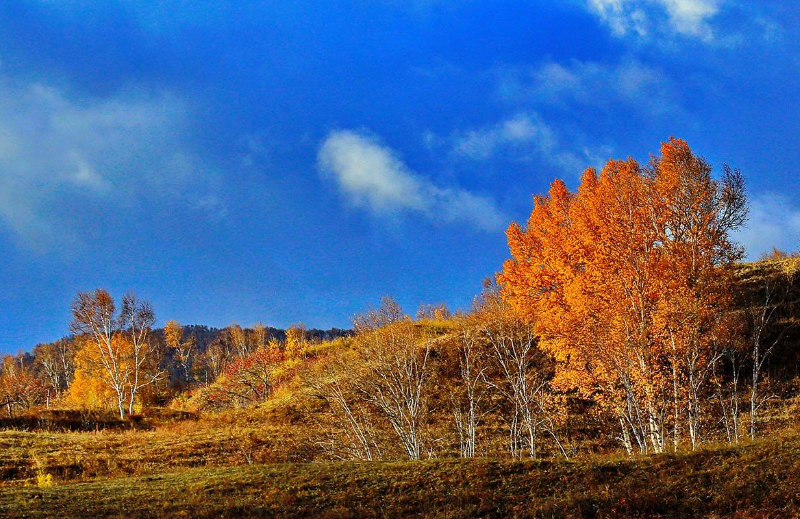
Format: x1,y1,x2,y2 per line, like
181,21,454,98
228,324,250,358
251,322,268,351
285,324,308,360
352,300,430,460
165,320,196,386
33,339,77,398
417,303,451,321
201,340,230,383
451,327,490,458
480,302,566,459
307,350,381,461
742,265,793,439
0,355,47,417
353,296,405,332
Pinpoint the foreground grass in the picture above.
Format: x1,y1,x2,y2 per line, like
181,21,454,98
0,404,318,484
2,431,799,518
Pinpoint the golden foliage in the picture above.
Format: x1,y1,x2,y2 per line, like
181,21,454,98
500,138,747,452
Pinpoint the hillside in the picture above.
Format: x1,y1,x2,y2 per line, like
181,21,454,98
2,258,800,518
2,429,800,518
735,258,800,379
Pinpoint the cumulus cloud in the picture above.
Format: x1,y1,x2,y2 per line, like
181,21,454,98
734,194,800,260
586,0,722,40
0,73,223,247
451,112,610,173
317,130,506,232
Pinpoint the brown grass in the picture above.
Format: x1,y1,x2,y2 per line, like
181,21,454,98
2,428,800,518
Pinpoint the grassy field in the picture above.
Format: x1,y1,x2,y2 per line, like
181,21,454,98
2,429,799,518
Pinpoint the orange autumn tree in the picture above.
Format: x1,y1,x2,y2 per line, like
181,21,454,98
0,355,48,417
500,138,746,454
69,337,123,410
650,142,747,450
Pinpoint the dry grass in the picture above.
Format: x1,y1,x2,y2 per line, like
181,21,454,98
0,402,321,486
2,428,800,518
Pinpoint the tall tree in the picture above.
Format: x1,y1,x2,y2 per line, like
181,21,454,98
70,290,129,418
500,138,746,453
70,289,162,418
120,293,162,415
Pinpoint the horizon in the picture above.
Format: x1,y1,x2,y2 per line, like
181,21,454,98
2,0,800,354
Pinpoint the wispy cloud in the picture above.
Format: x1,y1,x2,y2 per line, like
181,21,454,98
586,0,722,41
451,112,608,173
0,73,224,248
454,112,554,160
498,58,679,118
317,130,506,232
734,193,800,260
454,58,685,174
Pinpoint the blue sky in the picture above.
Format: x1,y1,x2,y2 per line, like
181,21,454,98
1,0,799,353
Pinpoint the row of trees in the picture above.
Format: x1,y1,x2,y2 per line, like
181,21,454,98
1,289,323,419
194,327,310,410
309,294,569,461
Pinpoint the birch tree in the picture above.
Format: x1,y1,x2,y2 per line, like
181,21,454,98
120,293,163,415
743,271,786,439
33,339,77,397
500,138,746,453
307,350,381,461
70,289,162,418
353,302,430,460
451,328,490,458
70,290,129,419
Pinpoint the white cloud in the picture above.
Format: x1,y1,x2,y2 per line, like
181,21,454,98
734,194,800,260
317,130,506,232
454,113,555,161
586,0,722,40
451,112,610,173
0,74,223,247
